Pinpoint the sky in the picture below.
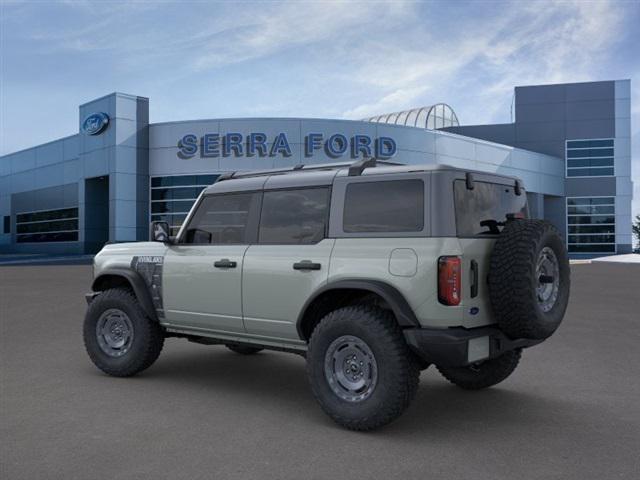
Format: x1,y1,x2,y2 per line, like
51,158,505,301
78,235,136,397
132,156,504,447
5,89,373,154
1,0,639,217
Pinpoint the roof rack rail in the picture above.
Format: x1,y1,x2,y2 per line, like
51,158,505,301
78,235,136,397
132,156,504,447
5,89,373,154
348,157,377,176
214,158,394,183
215,172,236,183
216,162,348,181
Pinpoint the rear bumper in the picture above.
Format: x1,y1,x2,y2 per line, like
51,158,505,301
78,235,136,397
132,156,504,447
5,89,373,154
403,325,542,367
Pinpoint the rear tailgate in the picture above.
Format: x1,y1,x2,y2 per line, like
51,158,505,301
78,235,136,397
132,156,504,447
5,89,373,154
453,177,528,328
458,237,496,328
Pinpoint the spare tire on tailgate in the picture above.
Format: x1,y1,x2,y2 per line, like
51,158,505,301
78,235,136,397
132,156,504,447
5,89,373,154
488,219,570,340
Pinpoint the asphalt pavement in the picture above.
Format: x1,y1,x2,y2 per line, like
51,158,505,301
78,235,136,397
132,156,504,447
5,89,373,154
1,263,639,479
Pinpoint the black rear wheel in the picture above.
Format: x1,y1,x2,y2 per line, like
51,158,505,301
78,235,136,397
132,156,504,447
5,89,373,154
307,305,419,431
437,349,521,390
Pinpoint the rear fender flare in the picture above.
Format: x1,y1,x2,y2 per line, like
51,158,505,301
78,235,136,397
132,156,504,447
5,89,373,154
296,279,420,340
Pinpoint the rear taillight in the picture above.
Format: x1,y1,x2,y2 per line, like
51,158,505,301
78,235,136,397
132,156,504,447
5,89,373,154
438,256,461,306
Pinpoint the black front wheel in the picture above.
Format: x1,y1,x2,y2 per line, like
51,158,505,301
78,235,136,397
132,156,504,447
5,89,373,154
83,288,164,377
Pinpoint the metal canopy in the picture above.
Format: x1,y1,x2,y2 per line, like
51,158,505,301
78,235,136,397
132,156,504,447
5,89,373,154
363,103,460,130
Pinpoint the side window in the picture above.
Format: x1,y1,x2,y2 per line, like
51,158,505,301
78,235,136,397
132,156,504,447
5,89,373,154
259,188,330,244
182,192,259,245
343,180,424,233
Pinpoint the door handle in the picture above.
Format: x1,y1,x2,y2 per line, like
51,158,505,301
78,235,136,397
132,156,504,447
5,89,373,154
470,259,478,298
293,261,321,271
214,259,237,269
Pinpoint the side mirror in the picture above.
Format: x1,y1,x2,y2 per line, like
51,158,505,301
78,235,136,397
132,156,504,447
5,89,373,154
150,221,171,243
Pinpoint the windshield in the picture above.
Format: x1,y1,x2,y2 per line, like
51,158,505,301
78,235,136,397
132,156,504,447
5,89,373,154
454,180,528,236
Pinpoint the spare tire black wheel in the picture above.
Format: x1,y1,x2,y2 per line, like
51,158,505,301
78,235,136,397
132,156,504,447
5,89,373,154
488,219,570,340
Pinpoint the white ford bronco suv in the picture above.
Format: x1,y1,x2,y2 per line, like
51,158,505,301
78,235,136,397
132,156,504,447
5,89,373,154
84,159,570,430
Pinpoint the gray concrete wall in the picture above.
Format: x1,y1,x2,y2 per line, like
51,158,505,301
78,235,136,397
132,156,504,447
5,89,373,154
78,92,149,244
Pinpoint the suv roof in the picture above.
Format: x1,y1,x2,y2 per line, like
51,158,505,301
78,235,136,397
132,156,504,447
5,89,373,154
203,159,524,195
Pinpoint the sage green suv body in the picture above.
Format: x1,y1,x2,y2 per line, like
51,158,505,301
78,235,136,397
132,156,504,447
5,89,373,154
85,161,570,430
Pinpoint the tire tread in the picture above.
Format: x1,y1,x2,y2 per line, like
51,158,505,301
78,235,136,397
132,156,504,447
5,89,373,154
307,305,419,431
83,287,164,377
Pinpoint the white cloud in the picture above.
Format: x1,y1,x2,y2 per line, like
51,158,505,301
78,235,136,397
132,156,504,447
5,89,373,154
342,86,428,119
340,0,626,120
190,1,413,71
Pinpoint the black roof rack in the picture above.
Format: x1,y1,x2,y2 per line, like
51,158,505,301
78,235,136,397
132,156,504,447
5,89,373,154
213,158,394,183
348,157,377,176
215,172,236,183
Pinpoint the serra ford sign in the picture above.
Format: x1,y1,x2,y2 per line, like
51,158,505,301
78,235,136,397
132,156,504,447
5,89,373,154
177,133,397,160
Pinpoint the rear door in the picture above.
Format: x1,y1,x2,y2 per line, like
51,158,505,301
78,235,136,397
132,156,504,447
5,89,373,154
162,191,261,334
242,187,333,341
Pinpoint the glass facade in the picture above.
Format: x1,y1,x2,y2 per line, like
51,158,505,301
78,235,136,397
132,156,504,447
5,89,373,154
150,175,218,235
566,139,614,177
567,197,616,253
15,207,79,243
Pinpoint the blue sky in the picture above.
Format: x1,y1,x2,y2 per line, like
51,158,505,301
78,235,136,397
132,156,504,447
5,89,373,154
1,0,639,215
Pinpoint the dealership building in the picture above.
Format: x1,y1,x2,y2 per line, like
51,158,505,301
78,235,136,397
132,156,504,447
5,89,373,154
0,79,633,258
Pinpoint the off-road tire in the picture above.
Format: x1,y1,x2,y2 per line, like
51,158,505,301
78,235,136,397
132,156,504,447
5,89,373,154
437,349,522,390
83,288,164,377
307,305,420,431
226,344,263,355
488,219,570,340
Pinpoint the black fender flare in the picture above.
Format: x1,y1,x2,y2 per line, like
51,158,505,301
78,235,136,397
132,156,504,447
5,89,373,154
91,268,158,322
296,279,420,339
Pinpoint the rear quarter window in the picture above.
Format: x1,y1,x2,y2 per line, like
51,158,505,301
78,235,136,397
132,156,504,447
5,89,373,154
454,180,528,236
343,179,424,233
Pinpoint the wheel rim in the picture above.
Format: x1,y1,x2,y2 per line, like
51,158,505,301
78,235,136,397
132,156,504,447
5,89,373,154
96,308,134,357
536,246,560,313
324,335,378,402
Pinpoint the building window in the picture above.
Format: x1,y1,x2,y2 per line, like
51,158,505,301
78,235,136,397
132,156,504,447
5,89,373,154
567,197,616,254
150,175,218,236
566,139,614,177
3,216,9,234
15,207,79,243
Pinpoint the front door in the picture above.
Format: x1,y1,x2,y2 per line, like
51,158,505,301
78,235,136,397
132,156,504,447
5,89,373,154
242,187,332,341
162,191,261,334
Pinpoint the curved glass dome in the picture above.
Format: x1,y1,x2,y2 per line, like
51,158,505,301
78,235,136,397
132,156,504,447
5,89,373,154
363,103,459,130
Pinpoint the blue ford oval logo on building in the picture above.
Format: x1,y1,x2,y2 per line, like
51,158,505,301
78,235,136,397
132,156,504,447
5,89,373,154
82,112,109,135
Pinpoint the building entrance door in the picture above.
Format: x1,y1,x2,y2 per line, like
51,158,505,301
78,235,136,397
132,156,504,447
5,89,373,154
84,176,109,254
